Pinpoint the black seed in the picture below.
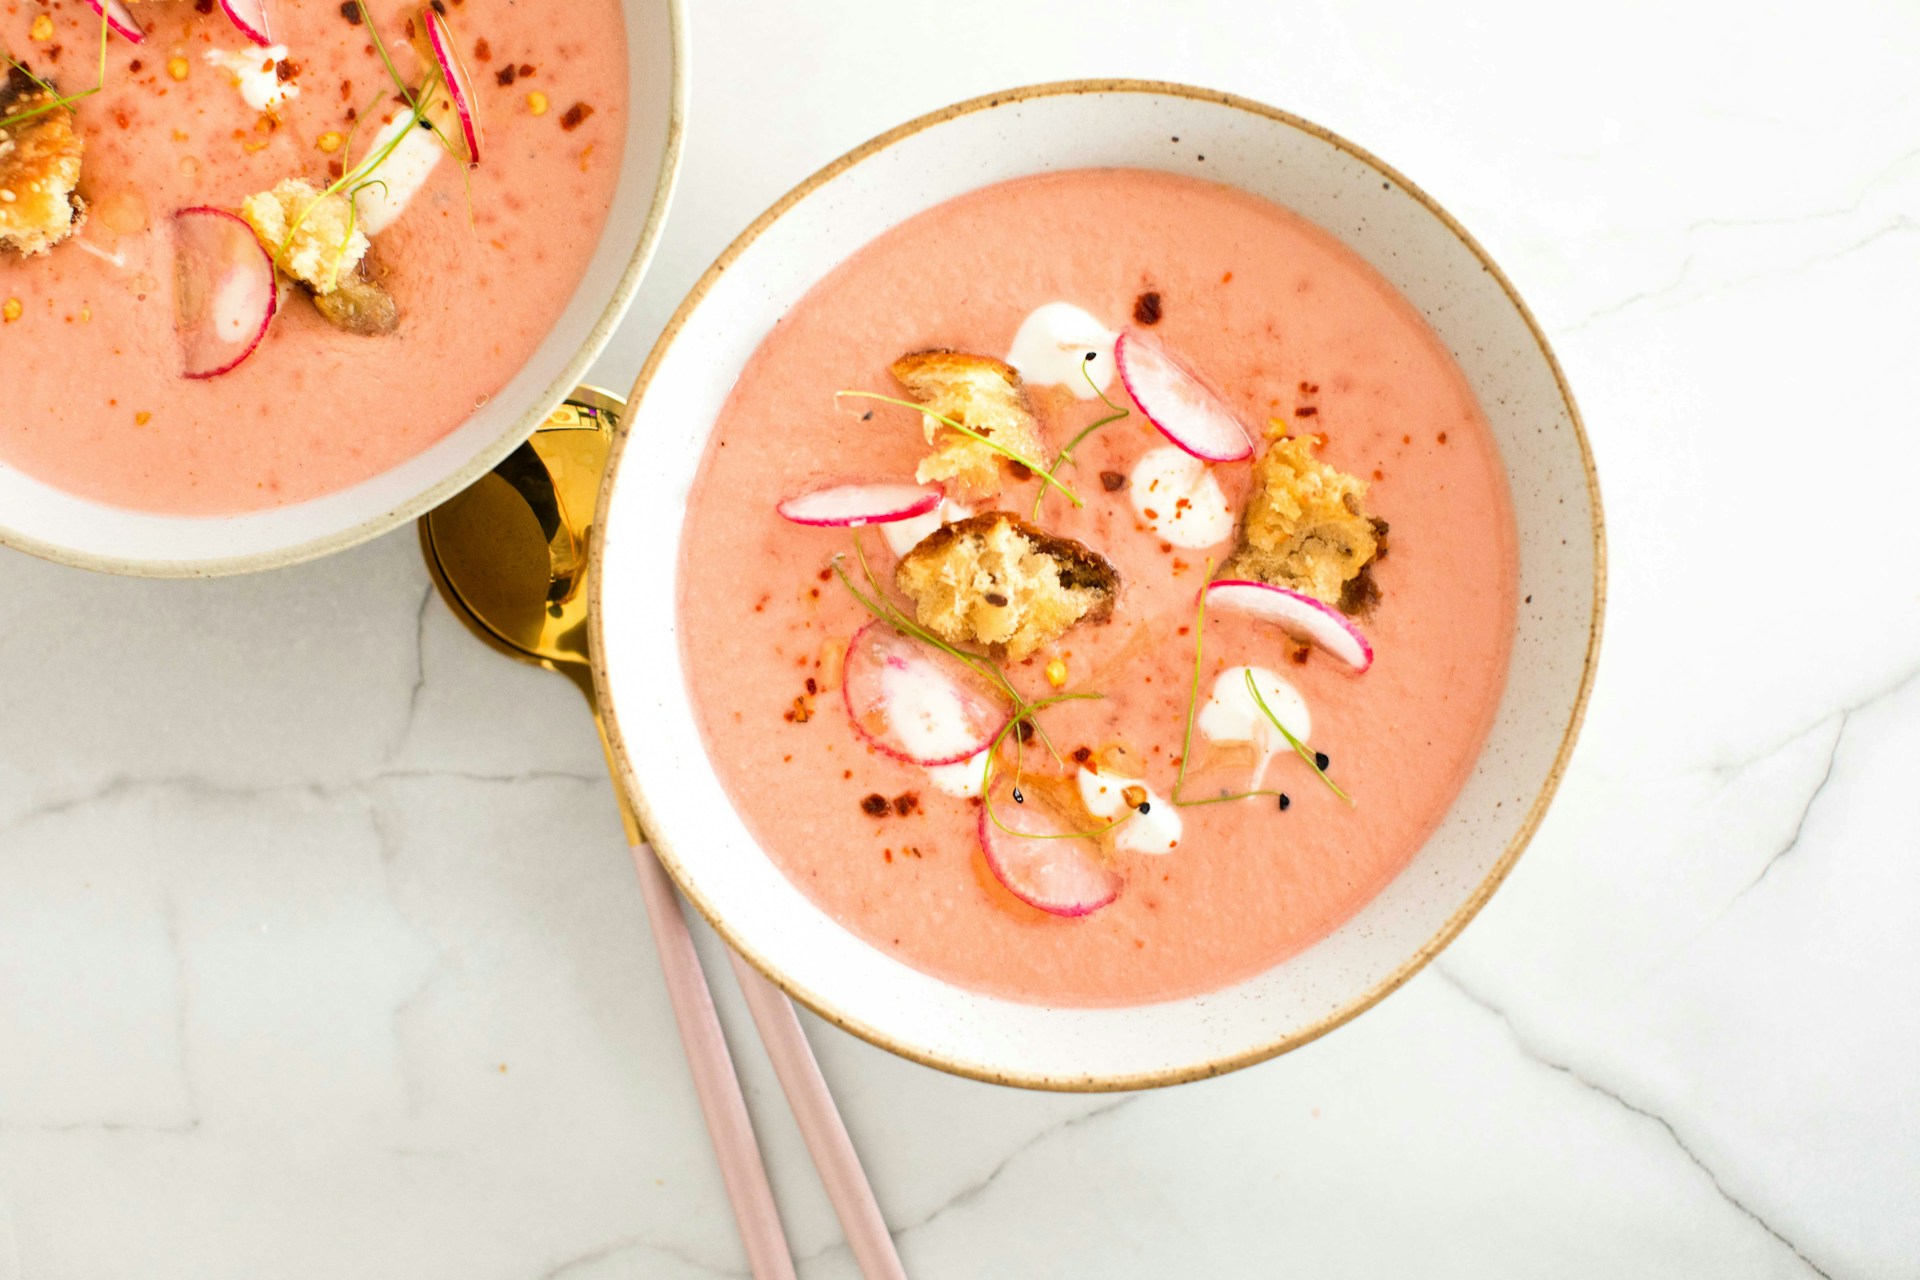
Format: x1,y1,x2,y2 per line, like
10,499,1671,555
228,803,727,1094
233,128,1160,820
1011,787,1025,804
1136,801,1151,815
1278,794,1292,811
1314,752,1330,771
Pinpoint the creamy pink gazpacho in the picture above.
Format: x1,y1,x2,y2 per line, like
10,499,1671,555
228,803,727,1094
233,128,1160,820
0,0,625,514
679,169,1517,1007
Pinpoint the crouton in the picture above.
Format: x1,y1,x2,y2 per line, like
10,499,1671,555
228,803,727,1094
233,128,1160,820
1219,426,1385,611
0,66,86,257
311,261,399,336
895,511,1118,661
240,178,368,295
891,350,1048,501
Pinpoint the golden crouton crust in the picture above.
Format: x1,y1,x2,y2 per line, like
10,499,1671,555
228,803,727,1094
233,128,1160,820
1219,427,1384,611
0,66,86,257
895,511,1118,661
890,349,1048,502
241,178,369,295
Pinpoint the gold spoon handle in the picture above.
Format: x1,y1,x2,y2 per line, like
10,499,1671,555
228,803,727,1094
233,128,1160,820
626,841,798,1280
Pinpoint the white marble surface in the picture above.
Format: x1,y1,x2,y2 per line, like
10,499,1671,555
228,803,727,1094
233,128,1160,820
3,1,1917,1275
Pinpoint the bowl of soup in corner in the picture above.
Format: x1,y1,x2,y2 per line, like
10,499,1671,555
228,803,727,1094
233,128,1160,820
592,80,1604,1090
0,0,684,576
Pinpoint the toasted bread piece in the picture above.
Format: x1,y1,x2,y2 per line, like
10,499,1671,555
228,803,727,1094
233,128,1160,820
891,350,1047,501
0,66,86,257
895,511,1118,661
240,178,369,295
311,261,399,335
1219,427,1384,610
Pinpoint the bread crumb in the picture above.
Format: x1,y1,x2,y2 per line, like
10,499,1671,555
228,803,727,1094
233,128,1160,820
240,177,368,294
0,66,88,258
895,511,1118,661
1219,424,1383,610
890,350,1047,501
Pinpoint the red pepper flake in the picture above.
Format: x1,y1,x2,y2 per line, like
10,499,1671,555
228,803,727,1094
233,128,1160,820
1402,434,1411,444
328,159,344,179
560,102,594,131
1132,291,1162,325
1221,270,1234,284
473,36,491,62
1072,746,1093,764
883,849,893,863
1437,431,1449,444
1295,405,1318,417
1142,507,1159,520
1100,470,1126,492
519,62,535,76
817,567,832,582
496,65,517,86
277,59,300,82
860,793,890,817
430,0,447,13
843,769,853,780
892,792,920,817
1372,469,1384,481
404,17,417,39
1298,381,1319,394
341,1,363,22
128,58,143,73
194,0,215,12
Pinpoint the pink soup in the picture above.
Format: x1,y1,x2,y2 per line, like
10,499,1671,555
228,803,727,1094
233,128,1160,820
0,0,625,513
678,169,1517,1007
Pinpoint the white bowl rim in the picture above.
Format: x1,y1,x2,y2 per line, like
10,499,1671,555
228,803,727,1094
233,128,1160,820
0,0,689,580
591,78,1607,1091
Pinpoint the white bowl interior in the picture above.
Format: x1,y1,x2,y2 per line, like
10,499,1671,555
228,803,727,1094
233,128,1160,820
597,85,1600,1089
0,0,683,577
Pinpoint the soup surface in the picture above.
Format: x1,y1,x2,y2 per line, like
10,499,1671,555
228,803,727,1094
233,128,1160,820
0,0,625,513
678,169,1517,1006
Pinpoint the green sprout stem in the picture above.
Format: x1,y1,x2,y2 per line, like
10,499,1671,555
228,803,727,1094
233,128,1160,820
1031,353,1131,520
837,390,1083,508
1244,669,1353,806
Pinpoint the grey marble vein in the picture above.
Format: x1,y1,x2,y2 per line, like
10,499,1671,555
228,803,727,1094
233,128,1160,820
1431,964,1835,1279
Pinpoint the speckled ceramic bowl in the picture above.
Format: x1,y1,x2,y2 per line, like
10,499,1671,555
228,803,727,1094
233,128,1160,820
0,0,685,578
593,81,1604,1091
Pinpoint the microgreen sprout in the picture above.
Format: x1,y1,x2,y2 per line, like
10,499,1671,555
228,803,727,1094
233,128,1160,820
836,390,1083,508
1244,669,1352,806
1,8,112,132
1032,351,1131,520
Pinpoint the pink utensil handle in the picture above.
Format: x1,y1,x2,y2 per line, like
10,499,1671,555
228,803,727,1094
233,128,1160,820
628,841,797,1280
727,951,908,1280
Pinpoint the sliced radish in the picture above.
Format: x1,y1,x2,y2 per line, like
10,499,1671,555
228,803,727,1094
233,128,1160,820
79,0,145,44
173,207,277,381
218,0,273,46
1206,579,1374,672
1114,328,1254,463
425,7,483,165
777,482,941,528
979,775,1121,917
841,622,1008,766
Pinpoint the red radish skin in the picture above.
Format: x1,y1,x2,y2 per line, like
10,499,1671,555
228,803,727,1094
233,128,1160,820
777,482,941,527
841,622,1008,767
173,207,278,381
217,0,272,46
80,0,145,43
1114,328,1254,463
978,776,1121,917
425,8,483,166
1205,579,1375,672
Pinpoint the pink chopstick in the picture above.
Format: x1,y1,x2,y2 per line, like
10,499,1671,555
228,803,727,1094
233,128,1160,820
726,950,907,1280
627,841,797,1280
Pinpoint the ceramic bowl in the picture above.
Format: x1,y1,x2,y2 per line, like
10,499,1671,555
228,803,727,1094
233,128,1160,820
593,80,1604,1091
0,0,686,578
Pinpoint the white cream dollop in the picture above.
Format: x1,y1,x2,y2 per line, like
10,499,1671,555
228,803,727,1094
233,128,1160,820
882,499,972,559
1076,768,1182,854
1130,445,1235,548
205,45,299,113
352,112,447,235
1005,303,1118,398
1198,666,1314,759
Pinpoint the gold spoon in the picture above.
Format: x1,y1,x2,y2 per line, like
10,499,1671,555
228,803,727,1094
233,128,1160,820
420,389,903,1280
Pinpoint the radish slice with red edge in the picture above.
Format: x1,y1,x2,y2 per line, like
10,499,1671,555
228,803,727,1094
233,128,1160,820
1114,328,1254,463
778,482,942,528
425,8,483,165
217,0,272,46
174,207,278,381
1205,579,1374,672
79,0,145,43
841,621,1008,767
979,775,1121,917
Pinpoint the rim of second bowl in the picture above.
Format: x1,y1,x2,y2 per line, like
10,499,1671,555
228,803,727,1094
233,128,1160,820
0,0,689,579
590,78,1607,1091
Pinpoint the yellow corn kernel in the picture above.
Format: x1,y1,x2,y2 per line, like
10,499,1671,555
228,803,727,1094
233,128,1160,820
1045,658,1068,689
29,14,53,41
167,56,191,81
317,131,344,153
2,298,20,324
134,411,153,426
526,91,548,116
